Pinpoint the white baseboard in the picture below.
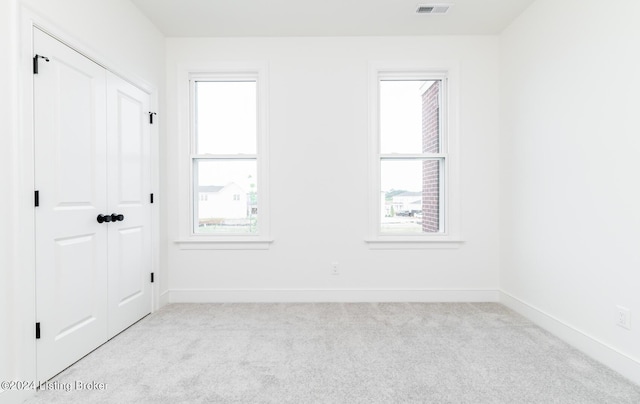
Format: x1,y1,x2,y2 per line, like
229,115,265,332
167,288,500,303
500,291,640,386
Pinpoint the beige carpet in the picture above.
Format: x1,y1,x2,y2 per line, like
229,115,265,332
25,303,640,403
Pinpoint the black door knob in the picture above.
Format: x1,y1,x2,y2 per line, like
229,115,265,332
97,214,112,223
111,213,124,222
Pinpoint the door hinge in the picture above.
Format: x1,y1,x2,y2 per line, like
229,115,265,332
148,112,157,125
35,190,40,207
36,322,41,339
150,273,155,283
150,193,154,204
33,54,50,74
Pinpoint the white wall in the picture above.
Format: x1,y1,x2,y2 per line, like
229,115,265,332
165,36,501,301
0,0,20,403
1,1,164,403
500,0,640,383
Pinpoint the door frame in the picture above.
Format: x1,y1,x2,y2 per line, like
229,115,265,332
14,8,160,400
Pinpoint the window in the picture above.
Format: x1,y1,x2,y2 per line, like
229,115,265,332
180,65,270,248
367,64,460,247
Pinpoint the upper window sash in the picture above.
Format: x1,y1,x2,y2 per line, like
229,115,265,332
377,72,449,156
189,76,259,156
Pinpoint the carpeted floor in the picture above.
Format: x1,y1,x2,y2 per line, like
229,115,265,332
24,303,640,403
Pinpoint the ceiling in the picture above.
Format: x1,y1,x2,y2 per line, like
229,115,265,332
129,0,537,37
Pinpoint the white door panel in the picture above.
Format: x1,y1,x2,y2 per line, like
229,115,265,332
107,72,151,338
54,62,99,205
51,234,101,340
34,28,108,382
115,227,145,303
116,94,145,203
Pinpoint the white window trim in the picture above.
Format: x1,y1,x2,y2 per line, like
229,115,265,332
365,62,463,249
174,62,272,250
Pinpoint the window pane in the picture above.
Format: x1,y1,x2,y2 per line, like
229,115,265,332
193,160,258,234
380,159,442,234
380,80,440,154
195,81,257,154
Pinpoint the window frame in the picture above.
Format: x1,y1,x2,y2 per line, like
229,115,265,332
176,63,271,250
366,62,462,249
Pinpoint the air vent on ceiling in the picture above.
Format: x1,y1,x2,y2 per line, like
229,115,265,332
416,4,451,14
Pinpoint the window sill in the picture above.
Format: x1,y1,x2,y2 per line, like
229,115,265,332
174,238,274,250
364,237,464,250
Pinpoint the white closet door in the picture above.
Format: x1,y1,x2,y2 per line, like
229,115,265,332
106,72,152,338
34,28,108,382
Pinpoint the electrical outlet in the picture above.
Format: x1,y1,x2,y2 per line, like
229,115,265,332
331,262,339,276
616,306,631,330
